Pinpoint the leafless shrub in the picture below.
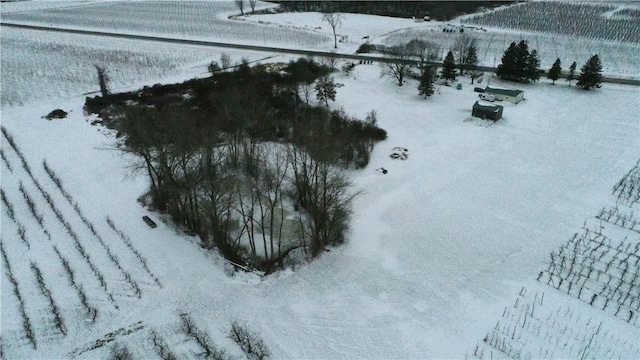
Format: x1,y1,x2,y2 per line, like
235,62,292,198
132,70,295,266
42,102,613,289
1,188,16,222
43,161,74,205
107,216,161,287
53,246,98,321
0,149,12,173
19,182,44,228
1,243,36,349
150,331,178,360
613,159,640,206
1,126,36,182
31,262,67,335
42,163,143,297
229,321,270,360
181,314,231,360
1,188,30,249
221,53,232,70
109,343,133,360
180,313,196,336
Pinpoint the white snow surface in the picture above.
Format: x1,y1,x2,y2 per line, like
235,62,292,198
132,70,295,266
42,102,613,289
1,2,640,359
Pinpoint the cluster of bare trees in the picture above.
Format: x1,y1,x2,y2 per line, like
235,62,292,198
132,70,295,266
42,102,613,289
112,59,385,272
380,34,479,91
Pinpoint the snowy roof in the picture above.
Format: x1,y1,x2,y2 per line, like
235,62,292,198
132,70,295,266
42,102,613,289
473,101,503,112
485,86,523,97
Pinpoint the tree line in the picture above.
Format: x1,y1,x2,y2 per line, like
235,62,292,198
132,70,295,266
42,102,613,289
372,34,603,96
495,39,602,89
267,1,511,21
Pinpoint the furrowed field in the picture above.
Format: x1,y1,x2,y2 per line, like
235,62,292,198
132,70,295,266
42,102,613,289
0,1,331,48
461,1,640,43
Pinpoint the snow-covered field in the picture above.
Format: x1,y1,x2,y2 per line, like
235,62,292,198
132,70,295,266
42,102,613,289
0,1,330,48
1,1,639,358
0,25,283,108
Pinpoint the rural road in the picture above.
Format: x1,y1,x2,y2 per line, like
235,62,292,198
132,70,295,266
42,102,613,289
2,22,639,86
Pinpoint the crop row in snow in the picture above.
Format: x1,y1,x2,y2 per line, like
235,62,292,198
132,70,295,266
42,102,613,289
461,1,640,44
613,160,640,207
474,160,640,359
474,287,640,359
0,127,164,357
539,226,640,326
596,206,640,233
1,243,37,349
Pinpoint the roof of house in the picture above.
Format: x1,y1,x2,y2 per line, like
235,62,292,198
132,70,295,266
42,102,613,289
473,101,503,113
485,86,523,97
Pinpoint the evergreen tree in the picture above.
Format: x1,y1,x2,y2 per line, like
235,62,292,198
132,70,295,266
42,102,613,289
566,61,577,85
526,49,541,82
577,55,603,90
515,40,529,82
417,66,435,98
547,58,562,84
496,40,540,83
464,45,478,81
441,51,457,84
496,42,518,81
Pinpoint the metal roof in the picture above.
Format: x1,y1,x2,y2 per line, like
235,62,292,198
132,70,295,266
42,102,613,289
473,101,503,112
485,86,523,97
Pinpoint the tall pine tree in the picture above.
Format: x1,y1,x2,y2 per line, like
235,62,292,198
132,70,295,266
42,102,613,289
514,40,529,81
526,49,541,82
577,55,603,90
441,51,457,84
496,42,518,81
566,61,577,85
547,58,562,84
418,66,435,98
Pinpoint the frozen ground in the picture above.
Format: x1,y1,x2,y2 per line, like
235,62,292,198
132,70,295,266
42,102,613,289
1,1,639,358
2,63,638,358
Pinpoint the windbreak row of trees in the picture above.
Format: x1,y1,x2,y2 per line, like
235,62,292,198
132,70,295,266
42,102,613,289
494,39,603,89
268,1,511,21
90,59,386,272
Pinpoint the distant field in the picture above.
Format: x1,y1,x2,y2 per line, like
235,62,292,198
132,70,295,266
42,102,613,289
0,1,331,49
461,1,640,43
0,27,222,108
380,25,640,78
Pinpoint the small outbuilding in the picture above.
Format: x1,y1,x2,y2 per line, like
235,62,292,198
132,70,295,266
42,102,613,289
472,101,504,121
484,86,524,104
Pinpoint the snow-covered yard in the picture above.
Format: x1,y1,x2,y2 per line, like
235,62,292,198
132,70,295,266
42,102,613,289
1,1,639,358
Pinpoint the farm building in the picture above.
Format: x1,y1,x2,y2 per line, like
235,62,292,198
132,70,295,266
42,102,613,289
485,86,524,104
472,101,504,120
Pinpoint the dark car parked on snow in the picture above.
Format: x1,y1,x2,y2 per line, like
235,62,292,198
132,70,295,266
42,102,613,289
474,87,485,93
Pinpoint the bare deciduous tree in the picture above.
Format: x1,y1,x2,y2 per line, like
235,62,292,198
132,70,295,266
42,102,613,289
288,146,356,257
321,51,339,70
234,0,245,15
220,53,232,70
380,45,413,86
452,33,476,74
322,12,344,49
249,0,257,13
95,65,110,97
